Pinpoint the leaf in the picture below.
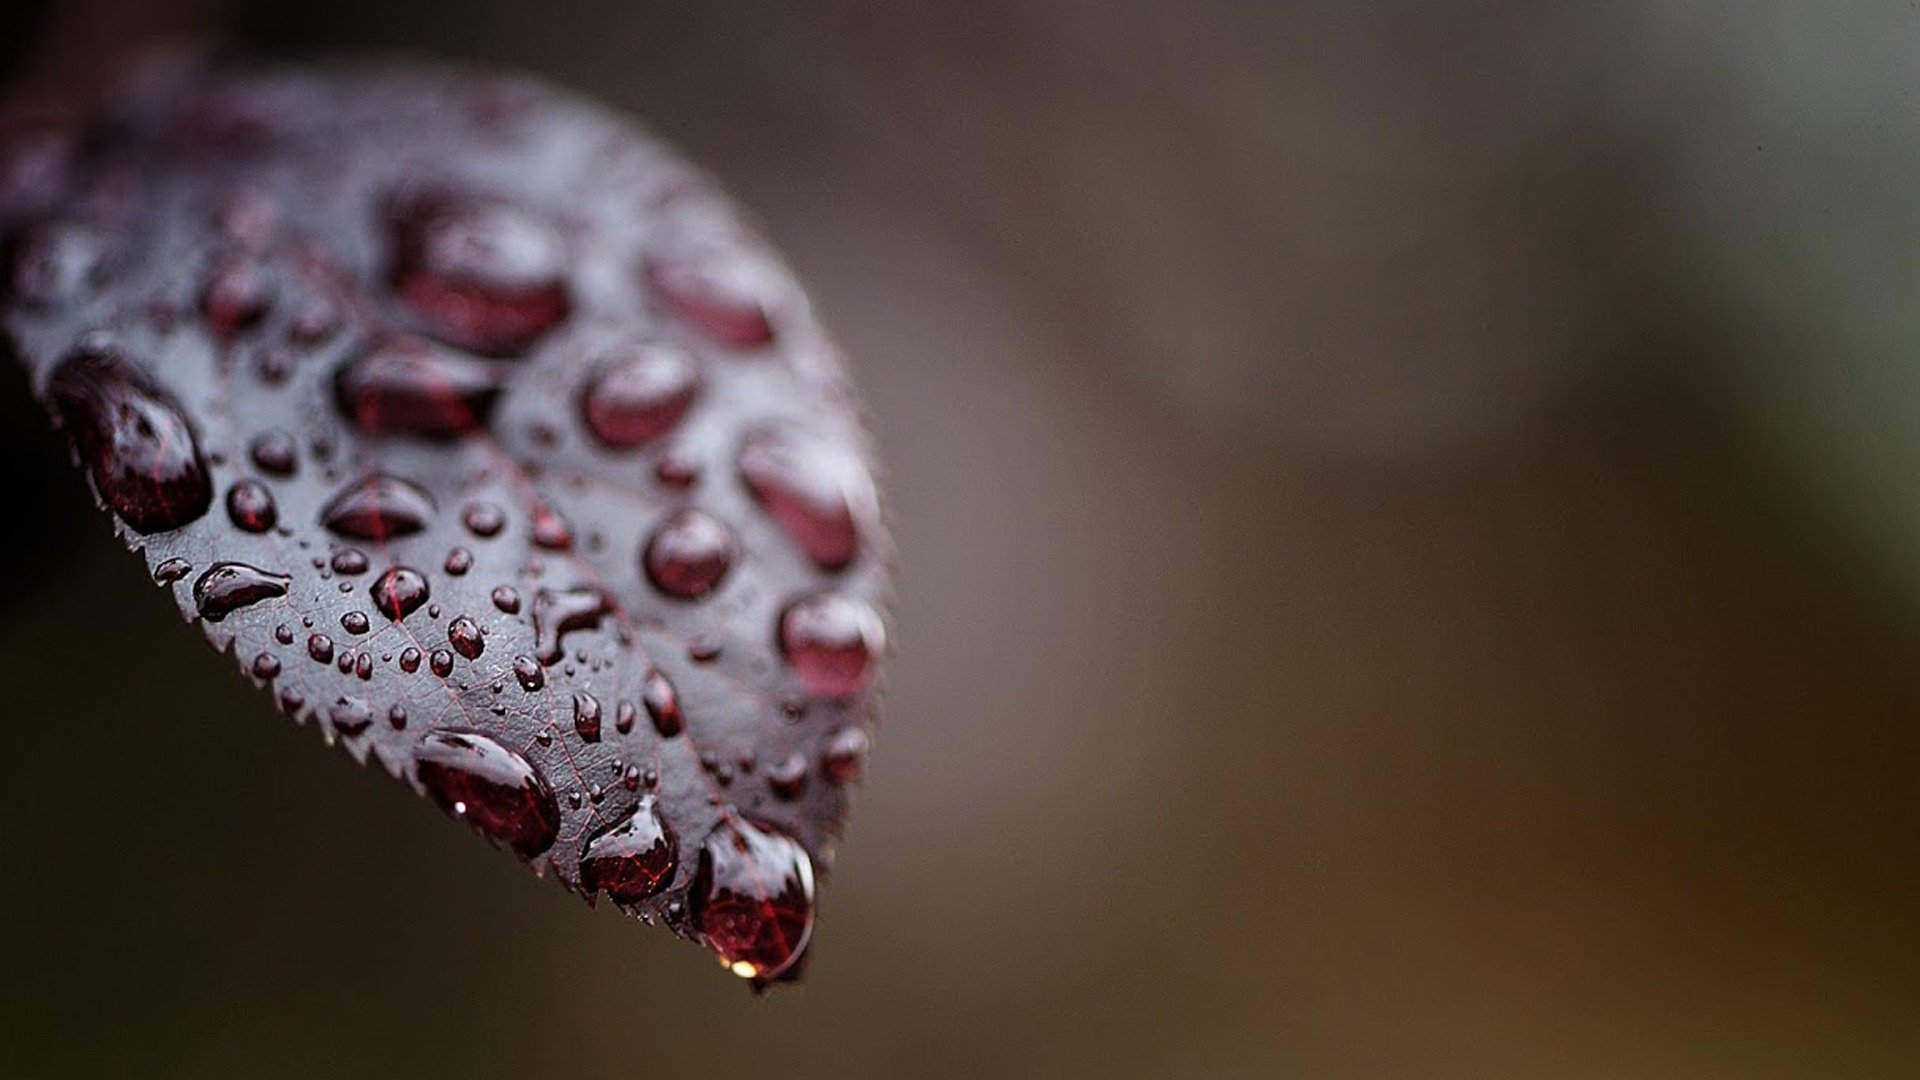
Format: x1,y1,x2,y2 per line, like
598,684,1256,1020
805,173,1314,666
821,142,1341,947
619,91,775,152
0,57,889,986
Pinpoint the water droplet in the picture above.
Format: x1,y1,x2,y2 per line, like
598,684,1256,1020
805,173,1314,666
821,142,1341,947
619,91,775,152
580,341,700,448
371,566,430,621
413,730,560,858
341,611,370,635
399,646,423,673
822,727,870,784
331,548,370,575
252,652,281,680
572,692,602,742
355,651,374,680
289,295,341,345
642,670,682,737
738,428,869,571
692,819,814,981
444,547,473,575
530,503,572,550
614,699,638,735
308,634,335,663
320,474,435,540
247,429,298,476
447,615,485,659
153,557,191,585
580,794,676,903
644,257,774,349
225,479,278,532
687,636,722,664
193,562,290,621
513,655,545,692
275,624,295,645
642,508,736,600
335,337,502,439
201,257,272,337
388,703,409,729
328,695,373,736
779,594,884,699
767,752,808,800
8,220,108,306
490,585,521,614
389,191,571,355
462,502,506,538
530,586,607,664
429,648,455,677
49,344,212,534
653,453,701,490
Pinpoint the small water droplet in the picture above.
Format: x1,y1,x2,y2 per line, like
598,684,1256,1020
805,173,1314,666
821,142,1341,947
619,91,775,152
335,337,502,438
331,548,370,575
193,562,290,621
513,655,545,691
341,611,370,635
687,636,721,664
225,479,277,532
321,474,435,540
653,453,701,490
389,703,409,729
248,429,298,476
289,294,341,345
580,341,700,448
50,343,211,534
429,648,455,676
414,730,560,858
447,616,485,659
252,652,281,680
692,819,814,981
389,192,571,355
491,585,521,614
328,695,373,736
463,502,506,537
399,646,423,673
307,633,335,663
572,692,602,742
153,557,191,585
779,594,883,699
614,699,638,735
371,566,430,621
738,428,869,571
355,652,374,680
275,624,295,645
444,547,473,575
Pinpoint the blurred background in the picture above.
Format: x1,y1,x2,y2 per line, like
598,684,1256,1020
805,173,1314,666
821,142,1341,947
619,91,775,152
4,2,1920,1077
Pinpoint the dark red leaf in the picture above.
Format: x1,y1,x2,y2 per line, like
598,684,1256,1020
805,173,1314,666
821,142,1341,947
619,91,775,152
0,58,891,987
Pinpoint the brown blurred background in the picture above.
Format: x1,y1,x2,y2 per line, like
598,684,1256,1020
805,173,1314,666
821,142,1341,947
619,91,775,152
4,2,1919,1077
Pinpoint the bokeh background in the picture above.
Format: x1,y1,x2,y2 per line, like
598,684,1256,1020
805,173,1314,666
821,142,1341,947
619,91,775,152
4,2,1920,1077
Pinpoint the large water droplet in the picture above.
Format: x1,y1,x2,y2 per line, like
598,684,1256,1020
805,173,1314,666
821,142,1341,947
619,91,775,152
693,819,815,981
320,474,435,540
580,342,700,448
389,192,571,355
580,794,676,903
738,428,869,571
778,594,884,699
371,566,429,621
193,562,290,622
644,257,773,349
335,337,502,439
49,344,212,534
642,509,736,600
531,586,608,664
225,479,278,532
413,730,560,858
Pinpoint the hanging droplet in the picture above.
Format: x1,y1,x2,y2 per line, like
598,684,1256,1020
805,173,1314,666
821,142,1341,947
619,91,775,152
335,337,502,439
579,341,700,448
193,562,290,622
49,343,212,534
413,730,560,858
614,699,638,735
225,479,278,532
389,191,571,355
370,566,430,621
579,794,676,903
778,593,884,699
692,819,815,981
642,508,736,600
738,427,870,571
320,474,435,540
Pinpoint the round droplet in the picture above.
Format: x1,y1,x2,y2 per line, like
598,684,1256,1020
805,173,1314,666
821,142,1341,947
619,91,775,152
778,594,884,699
580,342,700,448
642,669,682,737
341,611,370,635
513,654,545,691
447,616,485,659
463,502,505,537
580,795,677,903
644,256,774,349
50,344,212,534
331,548,370,575
225,479,277,532
692,819,815,981
252,652,282,680
371,566,429,621
429,648,455,677
643,509,736,600
490,585,521,614
193,562,290,622
738,428,870,571
335,337,502,438
444,547,473,575
248,429,298,476
320,474,435,540
399,646,423,673
389,192,571,356
307,633,335,663
572,692,602,742
822,727,870,784
413,730,560,858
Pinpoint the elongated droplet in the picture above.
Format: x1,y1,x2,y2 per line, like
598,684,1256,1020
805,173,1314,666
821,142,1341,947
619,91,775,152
738,428,869,571
572,691,602,742
335,337,502,439
512,655,545,691
580,342,700,448
447,615,485,659
320,474,435,540
531,586,607,664
778,593,884,699
414,730,560,858
693,819,815,981
389,191,571,356
580,794,676,903
644,257,773,349
49,343,212,534
643,509,736,600
642,669,682,737
193,561,290,622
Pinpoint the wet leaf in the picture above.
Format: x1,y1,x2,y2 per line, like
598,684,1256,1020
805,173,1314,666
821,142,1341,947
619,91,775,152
0,58,889,986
